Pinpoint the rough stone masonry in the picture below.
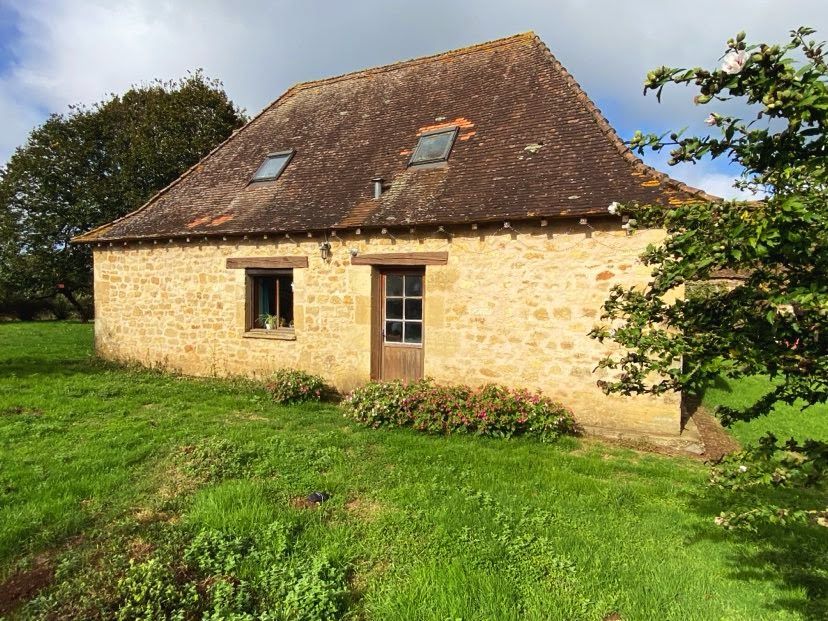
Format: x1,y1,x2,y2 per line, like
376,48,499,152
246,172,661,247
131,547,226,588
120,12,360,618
93,219,682,438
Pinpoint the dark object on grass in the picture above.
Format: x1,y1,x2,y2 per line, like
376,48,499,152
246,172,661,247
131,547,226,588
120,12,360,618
307,491,330,504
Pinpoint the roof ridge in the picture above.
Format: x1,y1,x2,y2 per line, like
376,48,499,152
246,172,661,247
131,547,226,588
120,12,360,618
291,32,536,93
530,34,718,203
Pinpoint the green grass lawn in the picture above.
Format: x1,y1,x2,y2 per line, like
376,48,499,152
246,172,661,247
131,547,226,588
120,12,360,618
702,375,828,445
0,322,825,620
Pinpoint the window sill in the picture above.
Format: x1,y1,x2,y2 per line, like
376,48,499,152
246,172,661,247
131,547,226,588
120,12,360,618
243,329,296,341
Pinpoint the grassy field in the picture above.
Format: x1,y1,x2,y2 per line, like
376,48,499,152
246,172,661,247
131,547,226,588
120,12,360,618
702,376,828,445
0,322,825,620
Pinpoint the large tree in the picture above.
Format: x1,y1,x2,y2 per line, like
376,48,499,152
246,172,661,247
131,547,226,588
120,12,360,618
591,28,827,528
0,71,246,319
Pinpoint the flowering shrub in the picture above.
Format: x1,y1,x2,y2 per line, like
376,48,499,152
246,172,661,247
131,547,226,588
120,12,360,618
266,369,326,404
343,379,578,442
338,380,412,427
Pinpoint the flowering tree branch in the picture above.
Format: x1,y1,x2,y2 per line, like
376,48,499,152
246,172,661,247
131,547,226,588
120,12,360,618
590,28,828,529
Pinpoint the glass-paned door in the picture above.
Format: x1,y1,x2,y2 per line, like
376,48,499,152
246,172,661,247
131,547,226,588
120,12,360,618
377,268,424,382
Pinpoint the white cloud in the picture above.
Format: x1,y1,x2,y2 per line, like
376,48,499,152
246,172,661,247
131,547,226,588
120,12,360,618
2,0,827,199
637,148,765,200
669,166,762,201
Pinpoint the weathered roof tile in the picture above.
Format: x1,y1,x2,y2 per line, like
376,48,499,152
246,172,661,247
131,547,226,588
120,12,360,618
74,33,713,243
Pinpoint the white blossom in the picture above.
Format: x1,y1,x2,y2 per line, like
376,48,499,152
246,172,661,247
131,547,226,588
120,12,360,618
705,114,718,126
627,218,637,227
738,465,748,473
721,50,749,75
607,201,620,215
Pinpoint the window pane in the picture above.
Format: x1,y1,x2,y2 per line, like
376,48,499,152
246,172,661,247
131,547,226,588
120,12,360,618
386,274,403,297
249,271,293,330
252,153,290,181
385,298,403,320
277,273,294,327
411,131,455,164
405,298,422,320
257,276,276,318
385,321,403,342
404,321,422,344
404,275,422,297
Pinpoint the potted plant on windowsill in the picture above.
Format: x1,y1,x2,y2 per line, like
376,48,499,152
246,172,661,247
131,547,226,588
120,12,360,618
258,314,279,330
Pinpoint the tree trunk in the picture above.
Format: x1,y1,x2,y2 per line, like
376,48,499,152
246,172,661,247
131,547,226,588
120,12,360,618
60,288,90,322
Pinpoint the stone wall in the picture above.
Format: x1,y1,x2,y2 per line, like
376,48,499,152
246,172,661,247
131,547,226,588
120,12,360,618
92,219,682,436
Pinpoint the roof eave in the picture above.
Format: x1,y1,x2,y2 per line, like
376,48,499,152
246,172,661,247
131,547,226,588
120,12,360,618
76,211,649,245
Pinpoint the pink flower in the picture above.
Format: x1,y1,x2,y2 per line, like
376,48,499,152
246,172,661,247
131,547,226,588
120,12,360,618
721,50,749,75
705,114,718,126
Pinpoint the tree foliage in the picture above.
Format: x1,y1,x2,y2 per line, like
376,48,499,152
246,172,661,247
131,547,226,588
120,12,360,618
590,28,827,528
0,71,246,319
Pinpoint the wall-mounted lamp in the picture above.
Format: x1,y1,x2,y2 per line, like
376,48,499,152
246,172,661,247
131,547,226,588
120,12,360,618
319,241,331,260
349,247,359,257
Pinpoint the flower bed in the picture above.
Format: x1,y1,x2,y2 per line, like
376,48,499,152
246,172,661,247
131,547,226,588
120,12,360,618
343,379,578,442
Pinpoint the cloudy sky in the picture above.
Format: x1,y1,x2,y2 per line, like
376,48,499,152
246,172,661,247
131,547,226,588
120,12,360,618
1,0,826,198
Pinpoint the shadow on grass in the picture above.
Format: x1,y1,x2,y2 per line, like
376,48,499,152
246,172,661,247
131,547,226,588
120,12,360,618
0,355,106,379
708,375,734,392
688,485,828,619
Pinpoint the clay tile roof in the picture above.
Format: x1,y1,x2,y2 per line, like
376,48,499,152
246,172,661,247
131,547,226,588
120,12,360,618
74,32,715,243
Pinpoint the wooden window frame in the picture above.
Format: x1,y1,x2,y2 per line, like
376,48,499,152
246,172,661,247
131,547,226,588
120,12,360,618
244,268,295,338
382,269,424,347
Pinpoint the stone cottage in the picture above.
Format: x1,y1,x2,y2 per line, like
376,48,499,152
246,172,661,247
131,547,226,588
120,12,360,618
74,33,711,440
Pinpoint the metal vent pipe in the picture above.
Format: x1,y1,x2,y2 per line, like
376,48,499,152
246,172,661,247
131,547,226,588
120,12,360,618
372,177,383,199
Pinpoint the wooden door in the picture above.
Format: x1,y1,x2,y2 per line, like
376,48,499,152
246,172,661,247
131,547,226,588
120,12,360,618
372,268,424,382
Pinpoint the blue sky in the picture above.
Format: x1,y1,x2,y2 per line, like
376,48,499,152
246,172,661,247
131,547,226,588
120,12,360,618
1,0,827,198
0,5,18,73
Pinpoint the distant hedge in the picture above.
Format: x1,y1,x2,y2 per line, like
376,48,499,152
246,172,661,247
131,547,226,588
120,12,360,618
0,293,93,321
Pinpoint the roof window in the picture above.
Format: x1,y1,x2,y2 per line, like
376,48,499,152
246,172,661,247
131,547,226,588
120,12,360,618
409,127,458,166
250,149,294,182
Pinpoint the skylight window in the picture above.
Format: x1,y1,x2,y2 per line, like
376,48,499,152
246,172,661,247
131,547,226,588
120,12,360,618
409,127,458,166
250,149,294,182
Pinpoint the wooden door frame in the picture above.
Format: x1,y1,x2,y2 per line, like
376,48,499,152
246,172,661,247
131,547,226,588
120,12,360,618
370,266,425,381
